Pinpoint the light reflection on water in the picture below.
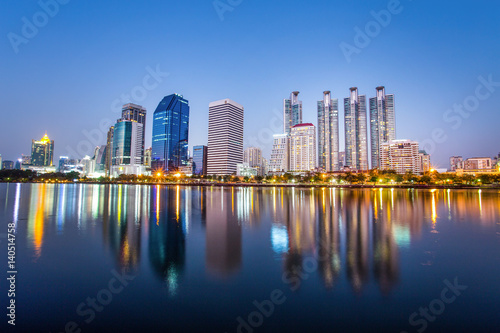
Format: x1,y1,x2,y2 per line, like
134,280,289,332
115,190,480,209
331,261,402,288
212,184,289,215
0,183,499,332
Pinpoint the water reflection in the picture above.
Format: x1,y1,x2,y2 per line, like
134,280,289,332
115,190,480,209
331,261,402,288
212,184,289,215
206,187,242,277
4,184,500,297
149,186,187,294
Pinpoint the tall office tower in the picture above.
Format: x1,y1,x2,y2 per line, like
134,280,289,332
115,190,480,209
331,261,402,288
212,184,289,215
369,86,396,169
344,88,369,171
284,91,303,134
0,155,2,170
318,91,340,172
449,156,463,171
244,147,264,176
289,124,316,172
269,134,289,173
207,99,244,175
152,94,190,171
31,134,54,166
193,145,208,176
105,126,114,176
111,120,145,176
380,140,421,174
122,103,147,159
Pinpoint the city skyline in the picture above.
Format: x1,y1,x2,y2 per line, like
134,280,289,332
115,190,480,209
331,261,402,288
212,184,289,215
1,1,500,168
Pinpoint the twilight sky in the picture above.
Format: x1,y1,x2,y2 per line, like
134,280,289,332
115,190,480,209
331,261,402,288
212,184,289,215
1,0,499,168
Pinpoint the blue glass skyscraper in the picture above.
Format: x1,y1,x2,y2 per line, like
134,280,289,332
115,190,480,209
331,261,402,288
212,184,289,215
152,94,190,171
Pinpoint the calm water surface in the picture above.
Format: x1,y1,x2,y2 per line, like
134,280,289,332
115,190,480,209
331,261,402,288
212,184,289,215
0,183,499,332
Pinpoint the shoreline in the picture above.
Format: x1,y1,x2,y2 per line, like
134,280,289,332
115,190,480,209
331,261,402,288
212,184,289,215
0,181,498,190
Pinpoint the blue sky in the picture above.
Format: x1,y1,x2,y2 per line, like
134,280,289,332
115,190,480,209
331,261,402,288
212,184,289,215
1,0,499,168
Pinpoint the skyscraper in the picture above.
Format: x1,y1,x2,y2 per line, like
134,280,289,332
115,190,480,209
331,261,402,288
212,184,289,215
31,134,54,167
111,120,145,176
193,145,208,176
370,87,396,169
318,91,340,172
122,103,147,160
269,134,289,173
284,91,303,135
289,123,316,173
207,99,244,175
344,88,369,171
152,94,190,171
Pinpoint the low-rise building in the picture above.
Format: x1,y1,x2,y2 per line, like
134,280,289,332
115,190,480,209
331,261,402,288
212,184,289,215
236,163,258,177
380,140,421,174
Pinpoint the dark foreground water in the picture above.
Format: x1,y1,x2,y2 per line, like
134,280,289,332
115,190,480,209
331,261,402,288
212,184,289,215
0,183,499,332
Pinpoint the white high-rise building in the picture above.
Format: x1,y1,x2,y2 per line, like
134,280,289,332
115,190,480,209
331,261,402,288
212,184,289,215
380,140,421,174
269,134,289,173
284,91,303,135
344,87,369,171
289,124,316,173
207,99,244,175
370,86,396,169
318,91,340,172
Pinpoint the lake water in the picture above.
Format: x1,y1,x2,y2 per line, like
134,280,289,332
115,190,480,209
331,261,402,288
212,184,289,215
0,183,499,332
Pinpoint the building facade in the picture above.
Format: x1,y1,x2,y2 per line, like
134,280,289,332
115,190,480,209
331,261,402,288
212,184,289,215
450,156,464,171
31,134,54,167
121,103,146,160
463,158,492,171
152,94,190,171
370,86,396,169
269,134,289,173
419,150,431,173
193,145,208,176
111,120,145,176
243,147,265,176
317,91,340,172
207,99,244,175
380,140,421,174
344,88,369,171
284,91,303,135
289,124,316,173
236,163,258,177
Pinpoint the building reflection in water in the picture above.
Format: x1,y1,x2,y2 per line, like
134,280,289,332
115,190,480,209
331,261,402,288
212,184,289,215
317,188,341,290
149,185,186,294
103,185,144,271
8,183,500,296
206,187,242,277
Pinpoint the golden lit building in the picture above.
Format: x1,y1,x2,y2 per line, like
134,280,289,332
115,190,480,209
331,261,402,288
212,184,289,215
31,133,54,166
